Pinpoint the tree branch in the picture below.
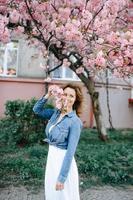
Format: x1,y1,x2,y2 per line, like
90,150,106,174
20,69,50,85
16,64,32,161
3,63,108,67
48,60,63,74
24,0,48,47
51,3,59,13
85,0,108,32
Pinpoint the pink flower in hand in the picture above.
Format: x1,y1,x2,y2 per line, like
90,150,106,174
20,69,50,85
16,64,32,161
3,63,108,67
55,98,63,109
49,85,63,97
48,85,64,109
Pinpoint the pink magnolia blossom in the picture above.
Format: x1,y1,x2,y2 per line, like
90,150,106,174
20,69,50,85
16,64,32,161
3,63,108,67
114,56,124,67
63,59,71,67
129,38,133,45
95,51,106,67
120,39,129,49
0,0,8,3
81,10,93,27
0,0,132,78
10,10,20,24
58,7,71,20
106,32,118,44
124,49,132,58
0,27,10,43
13,26,24,36
76,67,84,74
113,69,121,78
96,38,104,44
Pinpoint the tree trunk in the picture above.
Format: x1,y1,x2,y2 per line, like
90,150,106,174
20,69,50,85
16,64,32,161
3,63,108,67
85,78,108,141
91,91,108,141
69,64,108,141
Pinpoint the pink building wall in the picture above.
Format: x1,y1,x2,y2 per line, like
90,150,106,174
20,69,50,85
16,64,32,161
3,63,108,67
1,77,133,128
0,78,45,116
0,77,92,128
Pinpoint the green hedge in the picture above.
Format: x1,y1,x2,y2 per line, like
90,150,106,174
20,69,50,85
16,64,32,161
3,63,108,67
0,98,54,146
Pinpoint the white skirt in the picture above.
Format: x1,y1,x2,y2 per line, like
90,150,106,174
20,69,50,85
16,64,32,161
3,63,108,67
45,145,80,200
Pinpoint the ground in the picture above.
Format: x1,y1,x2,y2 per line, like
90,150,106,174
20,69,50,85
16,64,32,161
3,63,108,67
0,185,133,200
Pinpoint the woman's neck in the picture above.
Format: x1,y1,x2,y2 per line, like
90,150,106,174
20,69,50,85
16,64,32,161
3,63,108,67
61,107,73,115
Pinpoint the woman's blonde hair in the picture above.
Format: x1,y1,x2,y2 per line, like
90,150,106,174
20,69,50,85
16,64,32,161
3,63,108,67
62,84,83,117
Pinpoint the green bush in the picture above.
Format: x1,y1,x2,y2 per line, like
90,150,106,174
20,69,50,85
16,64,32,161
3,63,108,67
0,98,54,146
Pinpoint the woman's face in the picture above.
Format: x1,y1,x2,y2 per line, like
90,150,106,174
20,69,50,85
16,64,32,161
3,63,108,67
62,87,76,110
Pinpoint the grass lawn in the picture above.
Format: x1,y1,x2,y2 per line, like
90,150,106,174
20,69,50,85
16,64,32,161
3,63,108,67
0,128,133,191
77,128,133,190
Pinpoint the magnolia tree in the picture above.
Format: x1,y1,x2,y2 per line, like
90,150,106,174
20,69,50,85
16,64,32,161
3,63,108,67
0,0,133,140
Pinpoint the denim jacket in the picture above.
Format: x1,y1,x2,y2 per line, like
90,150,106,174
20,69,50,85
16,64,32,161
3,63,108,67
33,97,83,183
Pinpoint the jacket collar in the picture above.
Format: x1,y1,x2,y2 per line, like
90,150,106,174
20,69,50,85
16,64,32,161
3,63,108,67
67,110,76,118
57,109,76,118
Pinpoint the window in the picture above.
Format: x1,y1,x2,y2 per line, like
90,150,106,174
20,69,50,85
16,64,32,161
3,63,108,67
50,54,80,81
0,41,18,77
52,66,80,81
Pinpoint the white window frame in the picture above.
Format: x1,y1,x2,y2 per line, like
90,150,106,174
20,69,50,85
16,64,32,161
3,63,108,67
0,41,19,77
51,65,80,81
49,54,80,81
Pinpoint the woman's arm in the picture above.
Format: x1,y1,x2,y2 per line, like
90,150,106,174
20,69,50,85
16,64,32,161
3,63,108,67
33,94,55,120
57,118,83,183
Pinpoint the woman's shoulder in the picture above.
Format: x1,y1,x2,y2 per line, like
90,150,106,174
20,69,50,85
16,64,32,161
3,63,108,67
71,113,83,127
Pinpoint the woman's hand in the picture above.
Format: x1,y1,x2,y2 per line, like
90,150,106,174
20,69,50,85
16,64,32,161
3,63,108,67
43,87,53,99
55,182,64,191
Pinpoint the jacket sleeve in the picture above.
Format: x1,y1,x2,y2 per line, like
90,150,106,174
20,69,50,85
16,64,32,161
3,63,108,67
57,118,83,183
33,97,55,120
